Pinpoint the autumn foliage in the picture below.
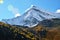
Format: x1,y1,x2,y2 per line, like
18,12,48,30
0,19,60,40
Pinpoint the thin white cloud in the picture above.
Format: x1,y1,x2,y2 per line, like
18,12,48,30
8,5,21,17
15,13,20,17
56,9,60,13
8,5,14,11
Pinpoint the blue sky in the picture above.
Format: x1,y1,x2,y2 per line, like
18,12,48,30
0,0,60,20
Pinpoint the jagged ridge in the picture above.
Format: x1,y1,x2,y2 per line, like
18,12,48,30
1,5,60,27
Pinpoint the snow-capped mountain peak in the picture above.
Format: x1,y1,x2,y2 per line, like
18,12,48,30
1,5,59,27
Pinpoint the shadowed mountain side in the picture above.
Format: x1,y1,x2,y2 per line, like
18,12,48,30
0,22,38,40
0,18,60,40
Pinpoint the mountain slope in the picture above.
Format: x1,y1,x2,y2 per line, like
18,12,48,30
31,18,60,40
0,18,60,40
2,5,59,27
0,22,38,40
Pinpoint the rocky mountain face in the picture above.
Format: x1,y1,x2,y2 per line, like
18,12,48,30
0,5,60,40
1,5,59,27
